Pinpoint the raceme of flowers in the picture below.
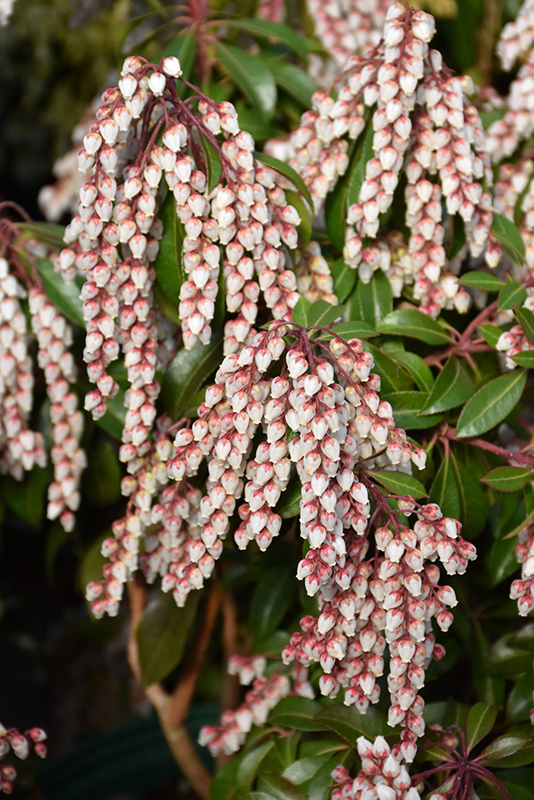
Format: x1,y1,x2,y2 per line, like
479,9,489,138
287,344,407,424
332,735,421,800
0,725,46,794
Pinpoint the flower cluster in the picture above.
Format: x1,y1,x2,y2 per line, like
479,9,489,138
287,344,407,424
332,735,421,800
0,0,15,27
199,657,313,756
496,294,534,367
283,499,474,760
295,242,338,305
0,725,46,794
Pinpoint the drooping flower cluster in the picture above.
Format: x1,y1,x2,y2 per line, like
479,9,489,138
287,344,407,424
0,725,47,794
0,0,15,27
331,735,421,800
496,294,534,367
199,657,313,756
295,241,338,304
283,498,474,760
277,3,492,316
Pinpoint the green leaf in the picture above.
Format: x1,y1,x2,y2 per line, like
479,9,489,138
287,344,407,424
308,757,349,800
95,390,126,440
199,131,222,192
456,369,527,438
268,697,324,732
513,351,534,367
269,60,316,107
478,736,532,766
488,535,520,586
216,43,277,122
284,190,312,251
136,591,199,686
153,193,184,304
36,258,85,328
282,756,331,786
466,703,498,752
352,271,393,328
514,306,534,345
313,705,387,743
459,273,505,291
378,309,452,345
492,213,526,267
222,18,313,59
161,337,223,420
211,754,241,800
291,297,312,327
483,466,533,492
300,737,347,758
3,466,50,529
507,674,534,723
385,391,445,430
18,221,66,249
307,299,343,328
479,324,503,349
254,152,313,209
347,124,375,207
368,470,427,498
389,350,434,392
429,457,461,519
366,345,413,393
485,635,534,676
257,774,305,800
324,167,349,251
330,258,357,303
499,276,528,311
421,356,475,414
153,281,180,323
450,449,488,538
237,742,275,792
276,481,301,518
250,564,294,646
325,321,377,340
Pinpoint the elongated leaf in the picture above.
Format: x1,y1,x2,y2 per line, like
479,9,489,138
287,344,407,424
269,697,324,732
258,774,305,800
485,634,534,675
367,345,413,393
493,213,526,267
515,306,534,344
237,742,275,792
136,591,199,686
161,337,223,420
277,481,301,518
282,756,331,786
499,276,528,311
199,131,222,192
308,757,348,800
459,273,505,291
324,167,349,251
36,258,85,328
269,60,316,107
18,221,65,249
292,297,312,326
307,299,343,328
478,736,531,765
216,43,277,122
390,350,434,392
330,258,357,303
479,324,503,348
313,705,387,743
507,674,534,723
378,309,451,345
456,369,527,438
326,321,377,340
450,449,488,538
222,18,313,59
421,356,475,414
430,457,461,519
513,350,534,367
254,152,313,208
352,271,393,327
368,470,427,498
250,564,295,645
466,703,497,752
488,535,521,586
95,390,127,440
154,194,184,304
385,391,445,430
347,124,374,207
483,466,533,492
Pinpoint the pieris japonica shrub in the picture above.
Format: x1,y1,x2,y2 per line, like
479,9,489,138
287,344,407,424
2,0,534,798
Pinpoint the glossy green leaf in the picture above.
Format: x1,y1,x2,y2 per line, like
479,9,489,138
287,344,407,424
479,324,503,349
257,774,305,800
507,674,534,723
199,131,222,192
153,194,184,304
499,276,528,311
216,43,277,122
254,152,313,209
268,697,324,732
276,481,301,518
456,369,527,438
352,271,393,327
313,705,387,743
161,337,223,420
136,591,199,686
282,756,331,786
385,391,445,430
488,536,521,586
430,457,461,519
18,221,66,249
237,742,275,792
483,466,533,492
450,449,488,538
269,60,316,107
222,18,313,58
324,169,349,251
330,258,358,303
466,703,497,752
307,299,343,328
492,213,526,267
378,309,451,345
250,564,295,645
95,390,126,440
308,757,349,800
421,356,475,414
513,351,534,367
478,736,532,766
459,272,505,291
153,281,180,324
3,466,50,529
485,635,534,676
300,737,348,758
325,321,377,340
389,350,434,392
275,733,301,770
514,306,534,345
292,297,312,326
347,124,374,207
36,258,85,328
368,470,427,498
366,345,413,393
